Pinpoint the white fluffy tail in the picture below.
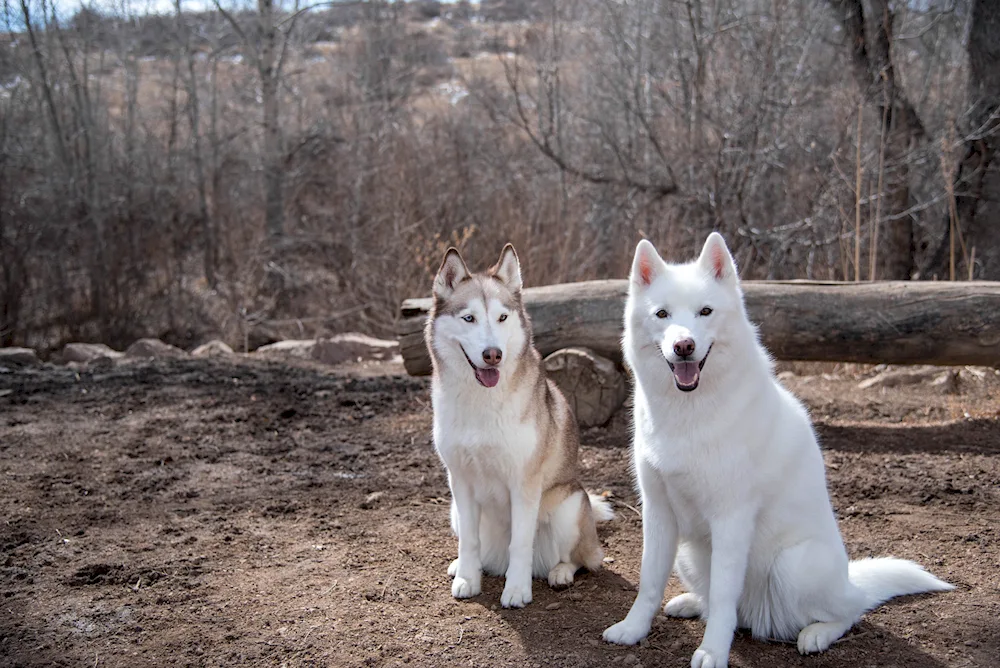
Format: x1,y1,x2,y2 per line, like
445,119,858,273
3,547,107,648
588,493,615,522
849,557,954,611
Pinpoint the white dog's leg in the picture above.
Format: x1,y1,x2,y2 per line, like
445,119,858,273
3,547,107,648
603,459,678,645
690,512,756,668
449,474,482,599
501,485,541,608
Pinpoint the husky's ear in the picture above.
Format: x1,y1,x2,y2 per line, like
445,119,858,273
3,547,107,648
697,232,737,283
631,239,664,288
433,247,470,297
491,244,522,292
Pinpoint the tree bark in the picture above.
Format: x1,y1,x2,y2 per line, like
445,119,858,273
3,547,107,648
826,0,924,279
398,280,1000,375
259,0,284,238
176,0,216,286
926,0,1000,279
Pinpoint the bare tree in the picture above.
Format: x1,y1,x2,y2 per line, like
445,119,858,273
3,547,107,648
926,0,1000,279
825,0,926,279
214,0,306,238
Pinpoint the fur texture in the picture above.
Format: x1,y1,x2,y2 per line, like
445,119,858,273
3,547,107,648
602,233,954,667
427,244,612,608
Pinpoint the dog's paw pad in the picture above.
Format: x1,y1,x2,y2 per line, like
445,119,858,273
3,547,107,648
664,593,703,618
602,620,647,646
547,562,576,588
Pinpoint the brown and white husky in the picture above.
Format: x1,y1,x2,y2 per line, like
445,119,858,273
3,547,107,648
426,244,613,608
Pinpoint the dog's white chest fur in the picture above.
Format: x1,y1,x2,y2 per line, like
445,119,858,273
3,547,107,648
433,383,537,499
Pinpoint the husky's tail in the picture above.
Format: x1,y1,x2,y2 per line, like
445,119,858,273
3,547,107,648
588,493,615,522
849,557,954,611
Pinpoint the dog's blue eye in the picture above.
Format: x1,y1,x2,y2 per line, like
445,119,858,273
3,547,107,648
462,314,475,323
699,307,713,316
498,314,508,323
655,309,669,319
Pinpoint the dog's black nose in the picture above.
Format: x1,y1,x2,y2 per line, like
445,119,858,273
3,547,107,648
482,348,502,366
673,338,695,358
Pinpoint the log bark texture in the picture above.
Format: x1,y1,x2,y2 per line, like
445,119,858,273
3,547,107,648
399,280,1000,376
544,348,627,428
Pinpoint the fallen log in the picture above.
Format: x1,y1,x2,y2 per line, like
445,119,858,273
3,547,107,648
398,280,1000,376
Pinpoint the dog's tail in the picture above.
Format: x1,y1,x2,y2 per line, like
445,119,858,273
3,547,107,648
848,557,954,611
588,493,615,522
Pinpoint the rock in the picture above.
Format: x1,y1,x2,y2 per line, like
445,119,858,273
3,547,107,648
191,340,234,357
62,342,123,364
360,491,385,509
254,339,316,359
930,369,960,394
544,347,626,427
312,333,400,365
857,366,947,390
125,338,188,359
545,602,562,611
0,347,38,365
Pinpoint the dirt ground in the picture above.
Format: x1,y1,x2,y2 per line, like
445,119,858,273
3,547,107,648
1,355,999,668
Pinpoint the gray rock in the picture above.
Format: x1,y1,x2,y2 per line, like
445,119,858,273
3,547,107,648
191,340,234,357
312,333,400,365
63,342,123,364
0,347,39,365
125,338,188,359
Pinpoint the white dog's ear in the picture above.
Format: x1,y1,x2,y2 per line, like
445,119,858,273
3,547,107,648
491,244,522,292
433,248,470,297
697,232,737,283
631,239,664,287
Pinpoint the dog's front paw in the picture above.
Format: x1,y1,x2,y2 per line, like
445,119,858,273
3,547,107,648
691,646,727,668
602,619,649,646
500,580,532,608
451,574,481,599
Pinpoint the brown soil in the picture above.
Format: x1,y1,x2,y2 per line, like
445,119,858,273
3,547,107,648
1,357,999,668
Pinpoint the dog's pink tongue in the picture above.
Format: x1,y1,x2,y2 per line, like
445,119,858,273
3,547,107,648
672,361,700,388
475,367,500,388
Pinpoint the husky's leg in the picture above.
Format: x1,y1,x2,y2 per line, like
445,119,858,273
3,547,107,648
448,501,461,577
603,458,678,646
541,489,593,588
690,511,756,668
449,473,483,599
501,484,542,608
668,540,711,618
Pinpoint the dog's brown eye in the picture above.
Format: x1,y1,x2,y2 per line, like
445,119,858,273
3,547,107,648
655,309,669,319
699,307,713,316
498,314,508,323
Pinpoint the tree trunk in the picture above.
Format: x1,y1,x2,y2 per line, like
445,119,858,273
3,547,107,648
176,0,216,286
398,280,1000,376
927,0,1000,279
826,0,924,279
259,0,284,238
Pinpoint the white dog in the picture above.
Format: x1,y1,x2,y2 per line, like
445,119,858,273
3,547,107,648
603,233,953,667
426,244,613,608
